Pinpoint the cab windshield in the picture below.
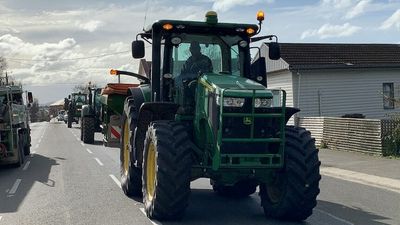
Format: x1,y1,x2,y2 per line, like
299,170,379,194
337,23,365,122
74,94,86,103
168,34,246,79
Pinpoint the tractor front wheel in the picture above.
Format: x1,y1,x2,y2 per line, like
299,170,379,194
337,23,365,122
142,121,192,220
259,126,321,221
82,117,95,144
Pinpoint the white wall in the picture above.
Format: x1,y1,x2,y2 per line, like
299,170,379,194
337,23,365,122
294,68,400,119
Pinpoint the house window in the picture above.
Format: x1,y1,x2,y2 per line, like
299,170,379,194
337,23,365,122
383,83,394,109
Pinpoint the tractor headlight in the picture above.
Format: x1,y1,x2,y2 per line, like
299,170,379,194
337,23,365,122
254,98,272,108
216,96,245,107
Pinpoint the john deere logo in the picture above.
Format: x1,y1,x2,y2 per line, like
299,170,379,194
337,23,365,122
243,117,252,125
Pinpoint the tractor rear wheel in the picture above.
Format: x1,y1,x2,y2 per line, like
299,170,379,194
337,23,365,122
120,98,142,197
260,126,321,221
13,134,25,167
82,117,95,144
67,114,72,128
142,121,192,220
23,131,30,156
212,180,257,198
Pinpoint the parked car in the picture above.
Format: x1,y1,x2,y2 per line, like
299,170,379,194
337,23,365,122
57,110,65,121
63,114,68,124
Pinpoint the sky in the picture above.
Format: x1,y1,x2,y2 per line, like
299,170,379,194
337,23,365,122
0,0,400,104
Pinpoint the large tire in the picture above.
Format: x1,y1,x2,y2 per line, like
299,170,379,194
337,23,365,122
67,113,72,128
82,117,95,144
120,98,142,197
212,180,257,198
142,121,192,220
23,130,31,156
259,126,321,221
13,134,25,167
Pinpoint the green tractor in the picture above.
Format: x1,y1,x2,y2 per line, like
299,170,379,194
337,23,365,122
0,85,33,167
120,11,321,221
66,92,87,128
80,87,103,143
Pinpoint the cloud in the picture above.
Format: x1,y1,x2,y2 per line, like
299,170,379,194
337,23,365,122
345,0,372,19
301,23,361,39
76,20,104,32
211,0,273,12
321,0,355,9
380,9,400,30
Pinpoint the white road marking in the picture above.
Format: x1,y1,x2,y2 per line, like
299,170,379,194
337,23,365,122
321,167,400,194
38,139,41,144
139,208,159,225
22,161,31,171
94,158,103,166
315,209,354,225
76,138,80,141
109,174,121,188
8,179,22,195
80,142,85,146
0,216,2,221
34,144,39,149
86,148,93,154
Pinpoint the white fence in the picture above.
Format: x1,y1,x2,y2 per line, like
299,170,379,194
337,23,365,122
297,117,384,155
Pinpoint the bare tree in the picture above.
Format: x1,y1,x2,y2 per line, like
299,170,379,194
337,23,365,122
72,82,98,94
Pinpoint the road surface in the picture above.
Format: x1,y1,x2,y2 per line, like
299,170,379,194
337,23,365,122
0,121,399,225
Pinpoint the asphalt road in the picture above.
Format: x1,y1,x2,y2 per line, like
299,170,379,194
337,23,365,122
0,121,399,225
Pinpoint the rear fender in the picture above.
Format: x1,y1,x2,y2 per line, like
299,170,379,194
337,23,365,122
81,105,93,118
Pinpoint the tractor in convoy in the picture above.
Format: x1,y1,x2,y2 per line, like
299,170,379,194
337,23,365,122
0,85,33,167
66,92,87,128
80,71,148,146
119,11,321,221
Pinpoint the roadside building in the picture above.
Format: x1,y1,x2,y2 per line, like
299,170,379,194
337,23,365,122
49,99,65,117
259,43,400,121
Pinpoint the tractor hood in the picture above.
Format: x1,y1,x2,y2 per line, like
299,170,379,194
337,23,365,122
199,74,273,98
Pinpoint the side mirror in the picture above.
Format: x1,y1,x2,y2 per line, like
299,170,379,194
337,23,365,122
268,42,281,60
132,40,145,58
250,57,266,85
68,95,71,99
27,92,33,103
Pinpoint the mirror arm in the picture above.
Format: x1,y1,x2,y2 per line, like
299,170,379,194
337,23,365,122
251,35,278,43
136,33,152,44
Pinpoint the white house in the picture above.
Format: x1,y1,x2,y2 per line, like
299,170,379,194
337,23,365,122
259,43,400,121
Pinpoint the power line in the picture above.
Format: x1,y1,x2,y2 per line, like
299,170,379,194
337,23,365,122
6,50,130,62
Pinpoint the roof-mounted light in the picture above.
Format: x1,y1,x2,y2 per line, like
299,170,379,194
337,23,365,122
205,11,218,24
162,23,173,30
110,69,119,75
246,28,255,35
257,10,265,22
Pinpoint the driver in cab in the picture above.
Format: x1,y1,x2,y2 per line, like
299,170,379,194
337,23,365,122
180,41,213,77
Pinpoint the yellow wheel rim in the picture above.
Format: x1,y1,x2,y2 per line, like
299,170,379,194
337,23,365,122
146,141,156,201
123,119,130,175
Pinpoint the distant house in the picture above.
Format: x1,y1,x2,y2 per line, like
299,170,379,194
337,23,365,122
259,43,400,122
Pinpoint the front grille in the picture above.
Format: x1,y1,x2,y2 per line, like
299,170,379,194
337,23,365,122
220,142,280,154
222,117,251,138
222,117,281,139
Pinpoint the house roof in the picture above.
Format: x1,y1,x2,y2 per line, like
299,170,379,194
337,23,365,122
276,43,400,70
